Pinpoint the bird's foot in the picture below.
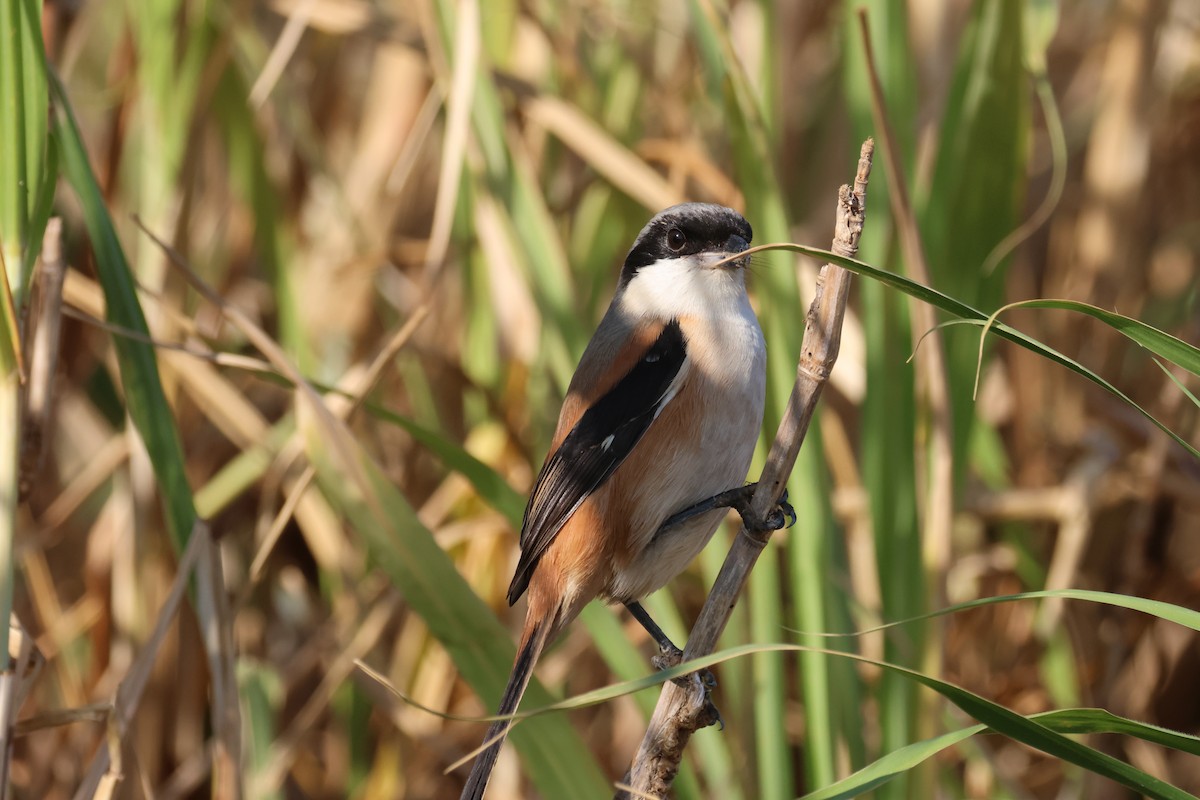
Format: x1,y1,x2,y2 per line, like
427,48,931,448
651,642,684,673
651,644,716,689
699,692,725,731
764,489,797,531
651,645,723,729
687,668,723,730
727,485,796,534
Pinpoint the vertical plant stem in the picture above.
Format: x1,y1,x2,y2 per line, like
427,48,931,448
20,218,64,493
0,0,41,789
841,4,921,795
0,0,29,274
787,443,836,789
0,370,17,799
748,549,791,800
856,17,955,797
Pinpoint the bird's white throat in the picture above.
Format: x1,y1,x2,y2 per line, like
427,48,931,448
620,254,752,323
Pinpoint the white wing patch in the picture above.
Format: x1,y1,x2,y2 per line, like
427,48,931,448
652,357,690,421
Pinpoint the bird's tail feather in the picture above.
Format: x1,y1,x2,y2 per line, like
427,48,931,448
459,619,549,800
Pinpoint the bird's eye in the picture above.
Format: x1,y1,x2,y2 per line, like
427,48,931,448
666,228,687,252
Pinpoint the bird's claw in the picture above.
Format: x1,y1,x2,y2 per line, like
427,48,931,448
695,671,724,730
651,646,724,730
701,696,725,731
765,489,797,531
730,485,796,533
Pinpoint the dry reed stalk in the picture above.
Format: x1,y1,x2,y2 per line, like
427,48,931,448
421,0,480,286
619,139,874,799
520,94,685,212
246,305,430,586
20,218,66,501
855,12,954,780
72,521,210,800
250,588,401,796
197,530,243,799
856,9,954,617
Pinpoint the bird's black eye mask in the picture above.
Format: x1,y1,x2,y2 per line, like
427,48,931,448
619,205,752,287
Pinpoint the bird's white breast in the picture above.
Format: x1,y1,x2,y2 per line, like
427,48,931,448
604,268,767,602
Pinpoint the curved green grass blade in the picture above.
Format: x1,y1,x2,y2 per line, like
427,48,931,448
975,0,1063,278
1155,358,1200,409
1042,708,1200,753
515,641,1198,800
981,298,1200,377
1024,0,1062,74
881,666,1196,800
800,724,980,800
980,72,1066,278
950,589,1200,632
50,72,197,549
784,589,1200,641
800,708,1200,800
537,586,1200,712
924,0,1028,298
745,242,1200,460
512,642,1200,772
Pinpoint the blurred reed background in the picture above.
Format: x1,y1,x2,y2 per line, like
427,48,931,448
1,0,1198,798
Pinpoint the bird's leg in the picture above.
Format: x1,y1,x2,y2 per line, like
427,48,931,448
621,483,798,733
635,486,797,671
658,484,755,531
624,601,683,670
624,601,724,727
659,483,796,535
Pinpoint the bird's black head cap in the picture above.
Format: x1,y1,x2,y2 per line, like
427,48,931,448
619,203,753,287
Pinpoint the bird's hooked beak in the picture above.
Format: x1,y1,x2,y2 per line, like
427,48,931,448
711,233,751,270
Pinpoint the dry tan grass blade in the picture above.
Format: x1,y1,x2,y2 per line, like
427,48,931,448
196,530,242,799
246,305,430,586
133,218,379,525
522,95,684,213
249,589,400,796
72,521,210,800
60,268,352,574
0,618,43,800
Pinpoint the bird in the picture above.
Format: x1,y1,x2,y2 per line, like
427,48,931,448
460,203,769,799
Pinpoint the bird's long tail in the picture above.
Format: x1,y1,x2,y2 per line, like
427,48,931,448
459,618,550,800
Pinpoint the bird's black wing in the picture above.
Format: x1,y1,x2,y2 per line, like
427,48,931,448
506,319,687,605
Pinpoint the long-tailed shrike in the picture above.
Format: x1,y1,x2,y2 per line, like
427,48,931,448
460,203,771,799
